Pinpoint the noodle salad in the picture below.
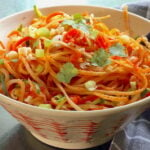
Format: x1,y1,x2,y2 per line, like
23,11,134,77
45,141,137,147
0,6,150,111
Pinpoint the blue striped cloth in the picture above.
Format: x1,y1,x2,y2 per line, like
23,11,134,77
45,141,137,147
110,2,150,150
110,110,150,150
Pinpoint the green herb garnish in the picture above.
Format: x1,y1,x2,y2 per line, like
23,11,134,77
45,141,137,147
90,29,99,39
62,19,91,34
90,48,111,67
109,43,127,57
56,62,78,83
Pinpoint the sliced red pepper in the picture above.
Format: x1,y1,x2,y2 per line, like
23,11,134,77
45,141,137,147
28,91,37,98
71,95,81,104
85,39,97,52
145,92,150,97
63,29,81,43
12,36,33,51
8,84,15,93
83,95,98,102
70,51,82,65
71,95,98,105
63,28,88,46
24,84,34,97
46,12,64,23
95,35,109,49
76,36,88,47
124,44,133,55
72,95,98,105
111,56,122,60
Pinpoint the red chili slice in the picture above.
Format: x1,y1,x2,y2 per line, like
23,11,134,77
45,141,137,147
145,92,150,97
111,56,122,60
71,95,97,105
83,95,98,102
63,29,81,43
95,35,109,49
71,95,81,104
63,28,88,46
12,36,33,51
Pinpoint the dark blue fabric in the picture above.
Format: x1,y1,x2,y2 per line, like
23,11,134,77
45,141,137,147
110,110,150,150
110,1,150,150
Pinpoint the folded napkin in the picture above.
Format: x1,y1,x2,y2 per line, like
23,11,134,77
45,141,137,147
110,2,150,150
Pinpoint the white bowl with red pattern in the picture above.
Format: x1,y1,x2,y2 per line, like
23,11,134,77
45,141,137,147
0,5,150,149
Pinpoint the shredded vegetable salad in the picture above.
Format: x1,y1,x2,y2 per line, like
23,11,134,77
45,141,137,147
0,6,150,111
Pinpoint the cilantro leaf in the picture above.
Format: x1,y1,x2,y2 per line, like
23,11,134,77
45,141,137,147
90,29,99,39
109,43,127,57
90,48,111,67
62,20,90,34
76,23,91,33
56,62,79,83
62,20,75,26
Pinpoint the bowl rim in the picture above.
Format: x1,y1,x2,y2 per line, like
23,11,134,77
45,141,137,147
1,93,150,116
0,5,150,115
0,4,149,22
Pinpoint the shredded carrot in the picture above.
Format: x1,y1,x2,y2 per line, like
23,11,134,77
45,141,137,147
46,11,64,23
7,30,20,37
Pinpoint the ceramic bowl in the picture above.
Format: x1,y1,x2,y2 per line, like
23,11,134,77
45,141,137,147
0,5,150,149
